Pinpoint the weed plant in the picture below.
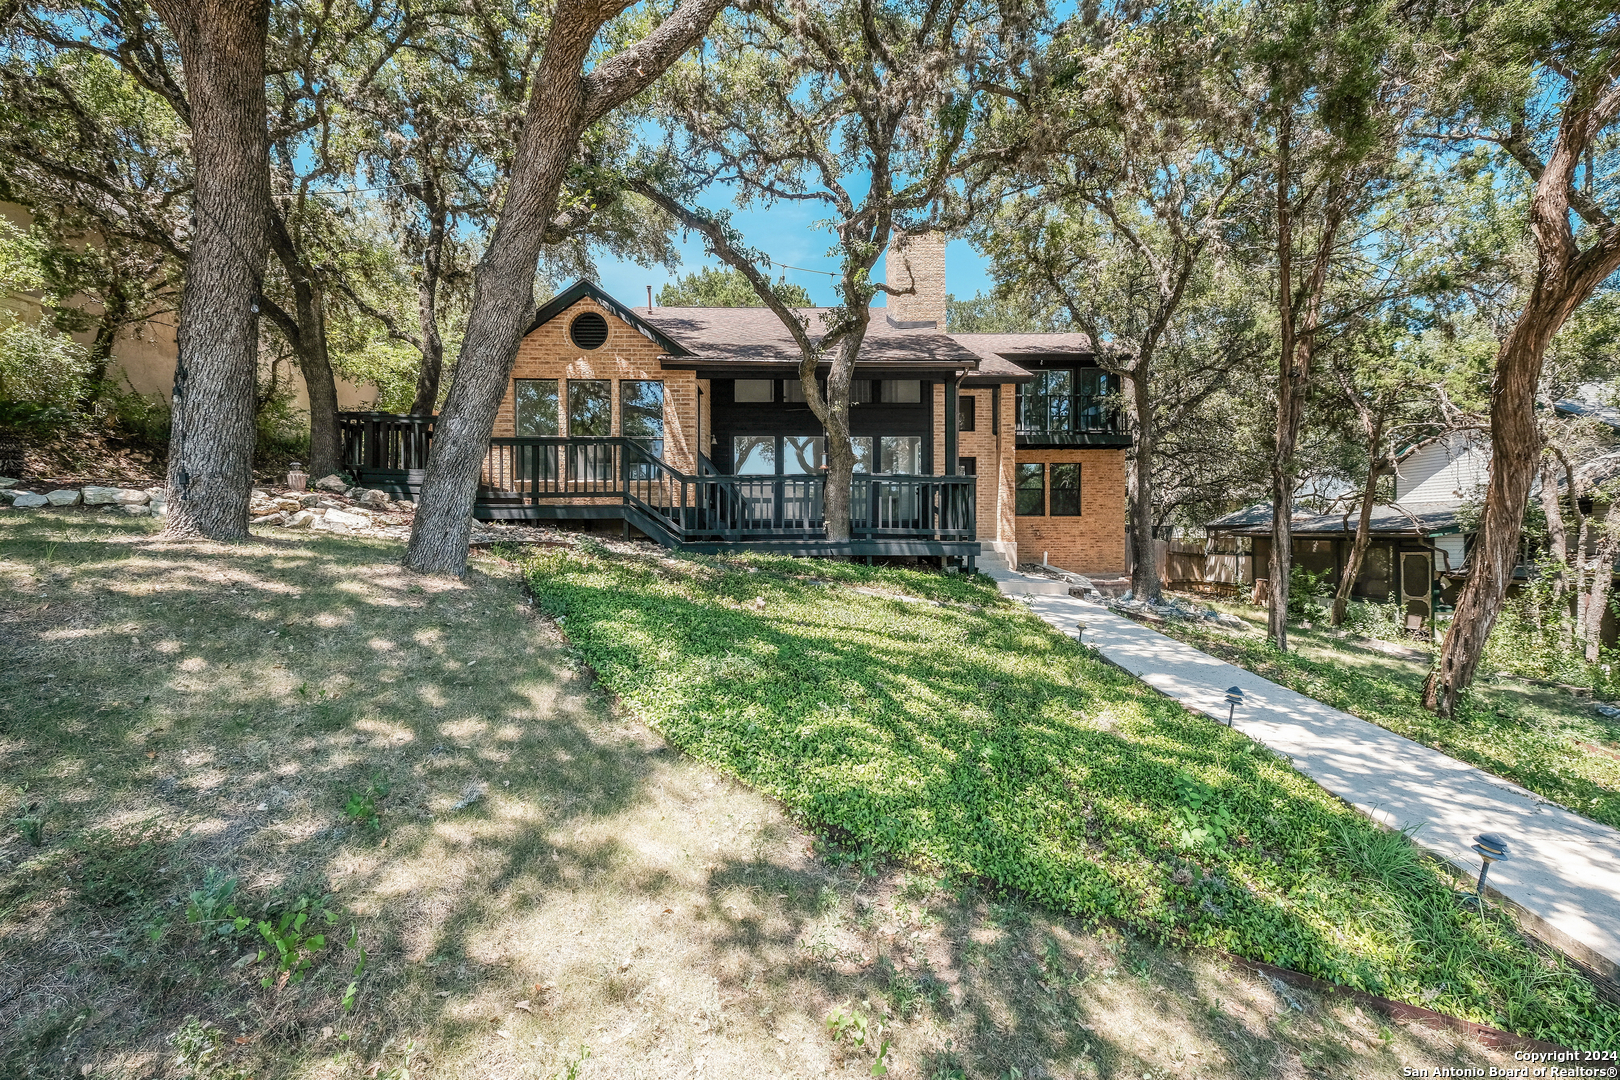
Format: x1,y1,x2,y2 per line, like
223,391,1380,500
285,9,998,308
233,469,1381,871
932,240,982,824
523,546,1619,1046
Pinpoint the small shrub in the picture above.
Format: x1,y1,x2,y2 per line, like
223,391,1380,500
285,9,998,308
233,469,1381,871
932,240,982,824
1287,565,1332,623
0,316,93,410
1341,598,1404,641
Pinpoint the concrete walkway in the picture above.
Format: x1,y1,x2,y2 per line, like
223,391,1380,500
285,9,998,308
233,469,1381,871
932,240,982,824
1022,589,1620,983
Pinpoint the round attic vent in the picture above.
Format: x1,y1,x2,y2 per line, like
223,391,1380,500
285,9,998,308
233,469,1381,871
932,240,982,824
569,311,609,350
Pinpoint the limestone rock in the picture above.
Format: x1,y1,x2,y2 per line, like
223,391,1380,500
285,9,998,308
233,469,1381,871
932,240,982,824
299,493,321,508
122,504,151,516
358,488,391,507
273,498,303,512
323,507,369,529
285,510,316,529
0,477,17,488
83,485,122,505
250,512,285,526
313,474,349,493
45,489,82,506
12,492,48,508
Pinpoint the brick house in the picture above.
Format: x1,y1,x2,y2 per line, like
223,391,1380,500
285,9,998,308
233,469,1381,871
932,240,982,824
342,234,1129,575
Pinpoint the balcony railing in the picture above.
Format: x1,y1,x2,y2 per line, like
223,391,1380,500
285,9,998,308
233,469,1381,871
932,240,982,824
1014,392,1122,436
338,413,975,546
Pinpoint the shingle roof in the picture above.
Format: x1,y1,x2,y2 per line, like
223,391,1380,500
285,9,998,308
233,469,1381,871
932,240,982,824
636,306,984,367
1206,501,1466,537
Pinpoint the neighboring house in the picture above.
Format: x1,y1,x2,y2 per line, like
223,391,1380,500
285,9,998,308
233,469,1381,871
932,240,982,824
1,201,376,413
341,234,1131,574
1201,402,1620,624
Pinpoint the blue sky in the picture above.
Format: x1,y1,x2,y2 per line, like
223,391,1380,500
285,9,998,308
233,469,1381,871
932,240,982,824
589,196,996,308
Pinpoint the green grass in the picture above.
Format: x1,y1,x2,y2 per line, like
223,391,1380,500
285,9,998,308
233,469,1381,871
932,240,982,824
1156,601,1620,832
520,545,1619,1048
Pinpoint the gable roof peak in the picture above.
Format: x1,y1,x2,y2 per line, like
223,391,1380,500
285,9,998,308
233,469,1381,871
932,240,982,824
526,279,693,357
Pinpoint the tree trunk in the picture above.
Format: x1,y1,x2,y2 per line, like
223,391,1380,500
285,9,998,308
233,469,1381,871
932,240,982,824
1582,527,1618,663
1331,421,1384,627
293,279,343,478
404,0,724,576
408,191,447,417
1425,260,1620,711
85,279,135,404
1128,362,1160,602
153,0,270,541
1424,306,1575,713
1539,452,1569,599
1267,114,1297,651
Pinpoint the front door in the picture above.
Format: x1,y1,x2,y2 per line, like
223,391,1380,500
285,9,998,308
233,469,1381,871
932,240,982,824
1400,550,1433,628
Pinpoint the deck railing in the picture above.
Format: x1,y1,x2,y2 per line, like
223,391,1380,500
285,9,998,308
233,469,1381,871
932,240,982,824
339,413,975,545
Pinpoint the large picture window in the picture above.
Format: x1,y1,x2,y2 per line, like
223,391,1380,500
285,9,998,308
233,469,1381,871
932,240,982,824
1016,463,1045,516
1050,463,1081,515
733,436,776,474
621,380,665,477
852,437,875,473
782,436,824,474
567,380,611,436
879,436,922,474
513,379,559,436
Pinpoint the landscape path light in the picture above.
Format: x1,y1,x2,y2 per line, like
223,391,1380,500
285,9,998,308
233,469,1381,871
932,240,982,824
1224,686,1244,727
1470,832,1511,902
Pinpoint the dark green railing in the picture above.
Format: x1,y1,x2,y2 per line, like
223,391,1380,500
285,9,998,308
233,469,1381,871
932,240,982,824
339,414,975,545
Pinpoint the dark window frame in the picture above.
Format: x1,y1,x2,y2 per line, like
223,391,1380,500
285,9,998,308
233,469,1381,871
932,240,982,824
513,378,559,436
566,379,612,436
1016,463,1045,516
1050,462,1081,515
959,394,976,432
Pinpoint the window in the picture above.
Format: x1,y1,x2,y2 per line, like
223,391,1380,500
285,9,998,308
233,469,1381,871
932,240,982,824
513,379,558,436
852,437,875,473
851,380,874,404
569,311,609,350
959,457,977,475
567,380,611,435
621,380,665,475
1050,463,1081,515
880,379,921,403
880,436,922,474
959,395,976,431
735,379,774,403
733,436,776,474
1016,463,1045,515
781,436,825,474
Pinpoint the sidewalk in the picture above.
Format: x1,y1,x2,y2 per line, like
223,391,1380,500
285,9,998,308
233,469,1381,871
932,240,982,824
1022,590,1620,983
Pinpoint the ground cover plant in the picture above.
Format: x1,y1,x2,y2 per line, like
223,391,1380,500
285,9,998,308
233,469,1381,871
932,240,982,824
0,511,1540,1079
522,544,1620,1049
1156,597,1620,832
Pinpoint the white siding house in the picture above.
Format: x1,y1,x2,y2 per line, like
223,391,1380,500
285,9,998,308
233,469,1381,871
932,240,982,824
1394,432,1490,504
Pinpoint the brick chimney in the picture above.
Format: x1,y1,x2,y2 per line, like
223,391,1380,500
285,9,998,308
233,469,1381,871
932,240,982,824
885,230,947,329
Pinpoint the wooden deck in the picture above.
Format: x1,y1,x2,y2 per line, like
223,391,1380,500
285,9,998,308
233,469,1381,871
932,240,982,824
340,413,981,566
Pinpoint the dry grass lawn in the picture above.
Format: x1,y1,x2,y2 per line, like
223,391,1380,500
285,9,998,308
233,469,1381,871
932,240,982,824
0,510,1534,1079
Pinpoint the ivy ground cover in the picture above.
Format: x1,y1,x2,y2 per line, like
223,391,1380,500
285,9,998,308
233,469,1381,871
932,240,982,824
522,545,1619,1048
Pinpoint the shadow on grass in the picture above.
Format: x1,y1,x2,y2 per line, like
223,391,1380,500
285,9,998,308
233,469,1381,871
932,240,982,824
0,514,1608,1080
523,544,1619,1049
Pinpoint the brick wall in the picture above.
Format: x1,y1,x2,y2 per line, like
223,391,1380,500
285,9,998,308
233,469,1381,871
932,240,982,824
885,232,947,328
500,297,699,472
1014,448,1127,576
933,382,1016,546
